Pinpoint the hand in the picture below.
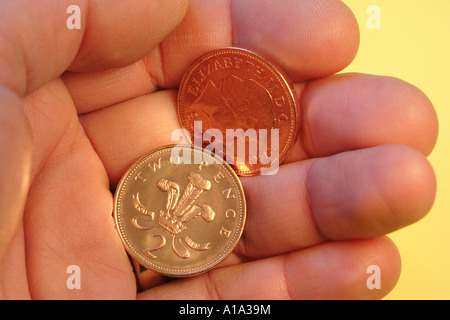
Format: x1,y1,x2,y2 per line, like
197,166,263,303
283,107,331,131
0,0,437,300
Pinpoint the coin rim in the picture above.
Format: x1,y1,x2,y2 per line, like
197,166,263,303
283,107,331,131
177,47,298,176
113,144,247,277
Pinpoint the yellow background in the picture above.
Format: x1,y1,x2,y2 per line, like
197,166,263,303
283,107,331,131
341,0,450,299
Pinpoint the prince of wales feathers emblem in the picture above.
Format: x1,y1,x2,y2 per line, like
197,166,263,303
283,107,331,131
131,172,216,259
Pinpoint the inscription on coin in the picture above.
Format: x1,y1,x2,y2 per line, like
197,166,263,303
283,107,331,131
177,47,298,176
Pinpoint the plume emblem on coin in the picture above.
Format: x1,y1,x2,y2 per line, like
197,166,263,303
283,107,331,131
131,172,216,260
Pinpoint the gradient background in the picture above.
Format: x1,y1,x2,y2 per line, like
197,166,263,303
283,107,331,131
340,0,450,299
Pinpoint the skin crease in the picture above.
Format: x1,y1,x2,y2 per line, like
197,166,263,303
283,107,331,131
0,0,438,300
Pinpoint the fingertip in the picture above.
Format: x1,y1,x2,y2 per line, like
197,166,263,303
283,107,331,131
375,144,437,227
231,0,360,80
300,74,439,158
359,236,402,299
285,237,401,299
0,86,33,259
69,0,189,72
392,79,439,156
308,145,436,240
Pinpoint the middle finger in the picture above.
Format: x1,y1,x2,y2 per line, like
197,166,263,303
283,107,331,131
237,144,435,259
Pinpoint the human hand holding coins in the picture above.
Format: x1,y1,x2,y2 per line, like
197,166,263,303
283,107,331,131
114,47,296,290
0,0,437,300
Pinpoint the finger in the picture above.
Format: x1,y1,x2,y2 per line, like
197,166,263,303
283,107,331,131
0,225,30,299
0,86,32,284
63,0,189,109
138,237,401,300
22,80,136,299
0,0,83,95
79,89,180,186
231,0,360,81
0,0,188,96
238,144,436,259
80,73,438,188
65,0,359,113
155,0,359,86
80,89,436,259
63,61,157,115
307,144,436,240
285,74,439,164
68,0,189,72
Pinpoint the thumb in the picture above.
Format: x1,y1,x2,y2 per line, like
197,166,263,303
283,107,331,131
0,0,188,296
69,0,189,72
0,0,189,258
0,86,32,263
0,0,189,96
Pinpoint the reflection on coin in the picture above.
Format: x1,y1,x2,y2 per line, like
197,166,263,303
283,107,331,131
114,145,246,277
177,47,298,176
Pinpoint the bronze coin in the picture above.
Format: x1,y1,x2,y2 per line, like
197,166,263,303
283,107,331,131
177,47,298,176
114,145,246,277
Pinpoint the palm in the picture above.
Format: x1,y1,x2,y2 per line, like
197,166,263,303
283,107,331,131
0,0,437,300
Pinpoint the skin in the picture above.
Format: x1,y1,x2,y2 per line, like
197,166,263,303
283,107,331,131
0,0,438,300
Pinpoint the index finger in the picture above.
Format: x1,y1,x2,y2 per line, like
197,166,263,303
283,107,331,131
150,0,360,87
0,0,189,96
65,0,360,113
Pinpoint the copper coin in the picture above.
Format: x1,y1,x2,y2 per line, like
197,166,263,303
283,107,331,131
114,145,246,277
177,47,298,176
